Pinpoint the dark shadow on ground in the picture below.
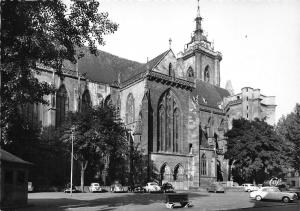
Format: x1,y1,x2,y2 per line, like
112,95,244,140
14,192,208,211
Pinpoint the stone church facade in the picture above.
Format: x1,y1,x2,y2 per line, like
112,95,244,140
28,6,276,189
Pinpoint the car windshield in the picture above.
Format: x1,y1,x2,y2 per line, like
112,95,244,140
93,184,99,186
150,183,157,186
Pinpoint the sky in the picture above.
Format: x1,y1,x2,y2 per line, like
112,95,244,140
95,0,300,123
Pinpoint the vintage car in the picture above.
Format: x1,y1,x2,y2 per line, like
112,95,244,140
207,183,225,193
89,183,102,192
161,183,175,193
143,182,161,192
250,187,298,203
110,182,127,193
242,183,259,192
130,185,146,193
286,187,300,199
64,184,78,193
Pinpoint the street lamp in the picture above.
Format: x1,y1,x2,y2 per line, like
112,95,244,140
70,126,75,196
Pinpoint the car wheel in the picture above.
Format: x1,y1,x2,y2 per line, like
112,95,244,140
282,197,290,203
255,195,262,201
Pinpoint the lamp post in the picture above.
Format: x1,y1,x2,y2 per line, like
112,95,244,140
70,126,75,196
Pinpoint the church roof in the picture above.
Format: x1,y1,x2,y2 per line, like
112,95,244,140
0,149,32,165
121,49,171,83
193,80,230,109
63,47,143,84
146,50,171,70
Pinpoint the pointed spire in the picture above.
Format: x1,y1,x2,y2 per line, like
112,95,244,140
197,0,201,18
194,0,203,39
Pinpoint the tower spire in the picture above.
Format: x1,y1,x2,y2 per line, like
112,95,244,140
197,0,201,18
195,0,203,38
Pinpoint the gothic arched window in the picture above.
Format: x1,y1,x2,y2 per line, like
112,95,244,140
161,163,172,182
187,66,194,77
168,63,173,76
126,93,135,124
173,108,180,152
174,164,184,181
158,90,181,153
104,95,112,107
56,85,68,127
21,103,40,128
200,154,207,175
158,106,165,151
81,90,91,113
204,66,210,82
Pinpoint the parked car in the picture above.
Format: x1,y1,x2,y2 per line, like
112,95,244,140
161,183,175,193
89,183,102,192
242,183,259,192
286,187,300,199
131,185,146,193
144,182,161,192
207,183,225,193
64,184,78,193
110,182,127,193
250,187,298,203
28,182,34,192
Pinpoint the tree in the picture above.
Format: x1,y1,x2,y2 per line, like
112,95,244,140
34,126,70,188
130,143,150,185
90,105,129,185
1,0,118,146
225,118,291,184
276,103,300,170
60,105,128,191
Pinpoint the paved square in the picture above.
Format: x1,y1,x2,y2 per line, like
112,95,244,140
16,191,300,211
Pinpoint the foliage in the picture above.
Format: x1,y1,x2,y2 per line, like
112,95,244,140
130,143,148,185
3,123,69,189
1,0,118,145
60,105,128,188
34,126,69,188
276,103,300,170
225,118,291,184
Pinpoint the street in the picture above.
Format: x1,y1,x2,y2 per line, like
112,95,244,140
11,191,299,211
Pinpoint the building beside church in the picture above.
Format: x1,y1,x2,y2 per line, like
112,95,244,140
26,3,275,189
1,149,32,209
223,87,276,127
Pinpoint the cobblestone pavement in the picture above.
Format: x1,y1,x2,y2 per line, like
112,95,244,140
13,191,300,211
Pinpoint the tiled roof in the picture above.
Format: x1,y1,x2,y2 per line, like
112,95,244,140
193,80,230,109
122,49,171,83
0,149,32,165
146,50,171,70
63,47,143,84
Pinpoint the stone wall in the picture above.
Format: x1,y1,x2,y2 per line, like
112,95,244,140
34,69,108,127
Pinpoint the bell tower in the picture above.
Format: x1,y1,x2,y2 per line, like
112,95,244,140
180,0,222,87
